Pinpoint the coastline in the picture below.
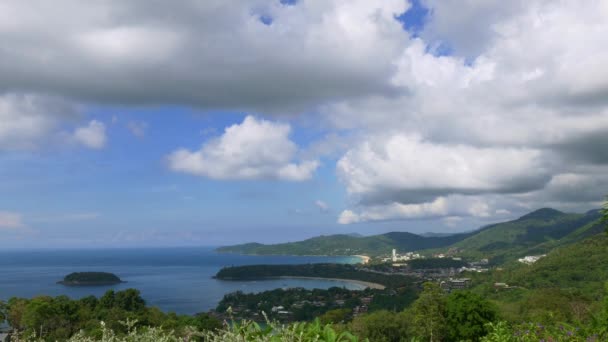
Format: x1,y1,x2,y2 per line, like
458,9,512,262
277,276,385,290
353,255,370,264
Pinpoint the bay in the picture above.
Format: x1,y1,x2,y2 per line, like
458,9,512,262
0,247,364,315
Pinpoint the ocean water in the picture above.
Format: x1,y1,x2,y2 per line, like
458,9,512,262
0,247,363,315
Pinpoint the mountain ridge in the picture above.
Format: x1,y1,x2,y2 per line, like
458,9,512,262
217,208,602,262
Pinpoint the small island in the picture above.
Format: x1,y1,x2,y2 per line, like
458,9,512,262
58,272,125,286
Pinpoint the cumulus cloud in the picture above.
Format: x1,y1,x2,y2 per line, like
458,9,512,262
337,134,551,205
0,0,409,112
339,197,447,224
0,94,78,150
168,116,319,181
73,120,107,149
338,195,500,224
330,0,608,223
1,0,607,228
0,211,25,229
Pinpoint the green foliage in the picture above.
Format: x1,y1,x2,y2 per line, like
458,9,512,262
216,286,417,323
217,230,473,256
349,310,411,342
445,291,498,341
198,319,363,342
602,196,608,234
450,208,603,262
319,309,352,325
0,300,6,324
507,234,608,294
409,283,447,342
481,321,602,341
218,208,603,260
464,233,608,325
4,289,221,341
404,285,499,341
215,263,414,288
60,272,123,285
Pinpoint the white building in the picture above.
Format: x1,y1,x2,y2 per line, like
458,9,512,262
518,255,546,265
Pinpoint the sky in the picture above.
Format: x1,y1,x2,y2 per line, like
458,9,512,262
1,0,607,248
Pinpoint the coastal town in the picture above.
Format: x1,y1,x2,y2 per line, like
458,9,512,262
211,248,507,323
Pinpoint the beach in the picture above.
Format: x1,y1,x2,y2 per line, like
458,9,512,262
353,255,371,264
278,276,385,290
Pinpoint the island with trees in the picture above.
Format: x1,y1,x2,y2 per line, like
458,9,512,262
58,272,125,286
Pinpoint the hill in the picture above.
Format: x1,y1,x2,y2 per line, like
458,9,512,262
217,208,602,260
217,230,474,256
447,208,603,263
465,231,608,323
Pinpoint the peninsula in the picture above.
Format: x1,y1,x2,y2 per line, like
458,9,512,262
214,263,413,289
58,272,125,286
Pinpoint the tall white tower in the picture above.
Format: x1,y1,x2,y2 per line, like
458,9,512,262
392,249,397,262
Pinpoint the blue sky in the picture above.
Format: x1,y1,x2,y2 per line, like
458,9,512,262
1,0,607,248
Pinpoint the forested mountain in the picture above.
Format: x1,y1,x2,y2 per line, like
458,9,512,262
450,208,603,263
217,208,603,261
217,230,474,256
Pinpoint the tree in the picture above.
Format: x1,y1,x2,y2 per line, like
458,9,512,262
319,309,352,325
350,310,411,342
409,282,447,342
191,313,222,332
445,291,498,341
22,297,57,338
99,290,116,309
0,300,6,324
114,288,146,312
7,297,28,331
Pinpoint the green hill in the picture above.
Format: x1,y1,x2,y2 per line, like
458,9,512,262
217,208,602,261
455,230,608,324
448,208,603,263
217,230,474,256
508,233,608,293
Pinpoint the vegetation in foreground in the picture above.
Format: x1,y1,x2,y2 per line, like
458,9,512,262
2,280,608,341
0,289,221,341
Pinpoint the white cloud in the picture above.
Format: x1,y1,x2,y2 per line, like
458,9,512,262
338,197,448,224
337,134,550,204
330,0,608,223
0,211,25,229
338,195,506,224
168,116,319,181
0,0,607,229
73,120,107,149
0,94,77,150
315,200,330,212
442,216,463,228
0,0,410,112
127,120,148,138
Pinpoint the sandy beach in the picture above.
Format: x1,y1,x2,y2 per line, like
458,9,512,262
277,276,385,290
353,255,371,264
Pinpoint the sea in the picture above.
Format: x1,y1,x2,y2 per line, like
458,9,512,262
0,247,364,315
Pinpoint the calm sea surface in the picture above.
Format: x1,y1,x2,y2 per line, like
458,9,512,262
0,247,363,315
